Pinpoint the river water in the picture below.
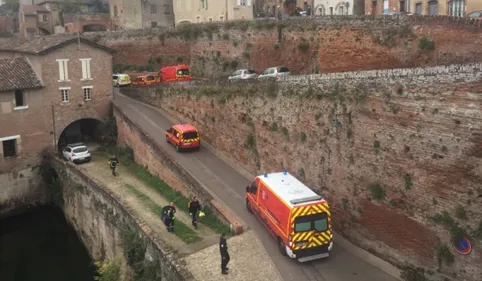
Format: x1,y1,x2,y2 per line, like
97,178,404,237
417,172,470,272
0,206,96,281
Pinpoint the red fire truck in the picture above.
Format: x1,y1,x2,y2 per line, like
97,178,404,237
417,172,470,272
157,64,192,83
245,170,333,262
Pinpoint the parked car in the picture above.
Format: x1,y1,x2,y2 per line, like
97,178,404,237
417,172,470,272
62,143,91,164
467,10,482,20
228,69,258,80
132,74,157,86
257,66,291,80
112,73,131,87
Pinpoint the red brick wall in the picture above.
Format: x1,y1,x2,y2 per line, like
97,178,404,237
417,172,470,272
120,63,482,280
85,16,482,78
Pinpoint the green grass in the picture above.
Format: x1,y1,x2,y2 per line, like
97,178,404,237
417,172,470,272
95,147,231,234
125,184,202,244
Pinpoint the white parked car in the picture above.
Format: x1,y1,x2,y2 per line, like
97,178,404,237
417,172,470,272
62,143,91,164
228,69,258,80
257,66,291,80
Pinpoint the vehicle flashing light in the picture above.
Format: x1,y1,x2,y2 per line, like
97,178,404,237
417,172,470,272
283,169,287,175
264,172,268,177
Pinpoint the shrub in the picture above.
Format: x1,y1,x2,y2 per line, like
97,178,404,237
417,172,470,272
419,37,435,51
367,183,385,201
245,134,255,149
298,42,309,53
436,244,454,267
94,258,121,281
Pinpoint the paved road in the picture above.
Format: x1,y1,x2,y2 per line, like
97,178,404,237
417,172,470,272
114,92,401,281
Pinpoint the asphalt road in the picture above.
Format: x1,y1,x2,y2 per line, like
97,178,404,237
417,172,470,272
114,92,401,281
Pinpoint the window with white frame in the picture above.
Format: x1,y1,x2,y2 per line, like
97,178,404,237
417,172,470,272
56,59,69,81
199,0,207,9
60,87,70,102
83,86,92,101
1,135,19,158
448,0,465,17
80,58,92,80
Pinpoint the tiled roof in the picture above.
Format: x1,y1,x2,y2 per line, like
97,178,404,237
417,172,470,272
0,57,44,92
0,34,114,55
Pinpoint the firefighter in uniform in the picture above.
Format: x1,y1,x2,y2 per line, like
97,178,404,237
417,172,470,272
219,232,230,275
188,197,201,229
109,155,119,176
161,202,176,232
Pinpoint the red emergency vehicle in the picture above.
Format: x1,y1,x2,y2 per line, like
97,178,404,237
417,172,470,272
245,171,333,262
165,123,200,152
157,64,192,83
132,74,157,86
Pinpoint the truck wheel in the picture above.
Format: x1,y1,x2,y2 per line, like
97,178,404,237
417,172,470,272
278,238,287,256
246,199,252,213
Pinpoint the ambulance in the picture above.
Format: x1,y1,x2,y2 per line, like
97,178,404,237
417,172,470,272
245,170,333,262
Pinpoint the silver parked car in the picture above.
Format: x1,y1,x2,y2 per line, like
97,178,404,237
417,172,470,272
228,69,258,80
257,66,290,80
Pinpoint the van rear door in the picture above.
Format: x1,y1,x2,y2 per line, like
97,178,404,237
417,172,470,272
290,204,331,250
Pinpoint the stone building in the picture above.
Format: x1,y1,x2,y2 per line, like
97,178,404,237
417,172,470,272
109,0,175,29
365,0,482,16
313,0,365,15
173,0,253,24
0,34,113,216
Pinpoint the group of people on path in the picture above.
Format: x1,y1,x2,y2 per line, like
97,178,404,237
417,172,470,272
108,156,231,275
161,199,231,275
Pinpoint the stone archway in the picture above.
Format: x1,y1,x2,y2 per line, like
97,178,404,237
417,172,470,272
57,118,104,152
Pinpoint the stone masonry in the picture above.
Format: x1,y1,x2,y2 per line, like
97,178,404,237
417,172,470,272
86,15,482,78
121,62,482,281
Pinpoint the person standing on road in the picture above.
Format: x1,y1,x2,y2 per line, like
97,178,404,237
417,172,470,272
161,202,176,232
109,155,119,176
220,232,230,275
188,197,201,229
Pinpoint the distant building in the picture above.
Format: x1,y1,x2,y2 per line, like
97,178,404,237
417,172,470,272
110,0,175,29
173,0,253,24
313,0,364,15
365,0,482,16
18,0,111,37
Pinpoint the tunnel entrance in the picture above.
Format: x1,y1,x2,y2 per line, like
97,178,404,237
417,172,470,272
57,118,104,152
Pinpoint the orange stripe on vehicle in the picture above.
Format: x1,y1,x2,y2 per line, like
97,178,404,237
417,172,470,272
297,232,308,241
292,233,301,241
311,204,322,213
312,236,323,245
291,207,304,223
301,206,311,216
322,232,331,241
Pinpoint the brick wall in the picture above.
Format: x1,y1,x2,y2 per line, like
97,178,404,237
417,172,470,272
85,15,482,78
121,62,482,281
0,42,112,173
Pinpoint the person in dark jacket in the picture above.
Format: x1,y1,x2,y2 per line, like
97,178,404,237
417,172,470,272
109,155,119,176
188,197,201,229
219,232,230,275
161,202,176,232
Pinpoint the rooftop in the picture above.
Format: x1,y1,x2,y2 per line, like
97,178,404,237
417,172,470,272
20,4,49,15
0,57,43,92
173,123,198,132
0,34,114,55
257,172,324,208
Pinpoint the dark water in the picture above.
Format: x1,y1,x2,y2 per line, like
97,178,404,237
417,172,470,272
0,206,96,281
